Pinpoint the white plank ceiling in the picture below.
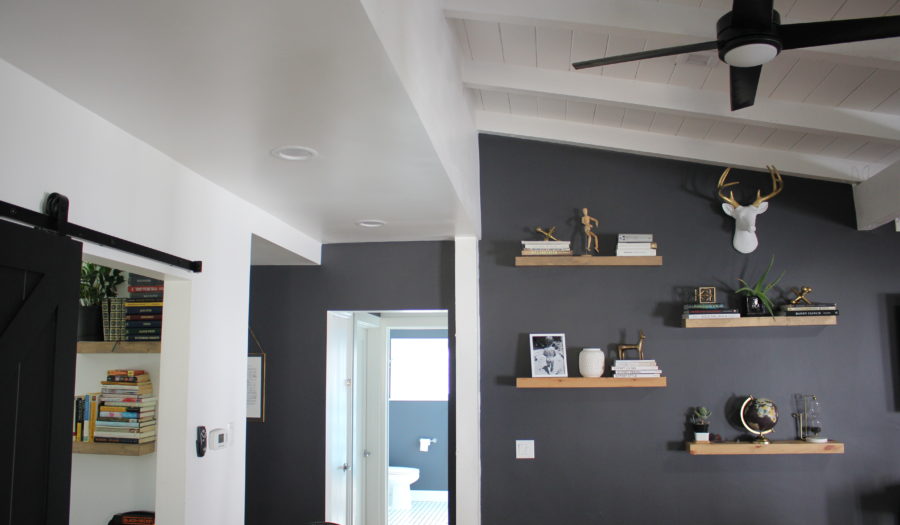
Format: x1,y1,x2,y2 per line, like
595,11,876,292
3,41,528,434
447,0,900,182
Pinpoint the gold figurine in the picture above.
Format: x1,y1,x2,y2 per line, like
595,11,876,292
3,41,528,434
535,226,560,241
581,208,600,255
789,286,813,305
617,330,646,360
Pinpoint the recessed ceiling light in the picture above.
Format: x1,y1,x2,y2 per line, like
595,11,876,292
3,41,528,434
270,145,318,161
356,219,386,228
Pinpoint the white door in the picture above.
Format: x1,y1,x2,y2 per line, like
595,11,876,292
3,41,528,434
325,312,353,524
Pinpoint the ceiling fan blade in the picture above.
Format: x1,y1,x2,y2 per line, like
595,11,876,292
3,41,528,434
779,15,900,50
730,65,761,111
572,41,717,69
731,0,774,29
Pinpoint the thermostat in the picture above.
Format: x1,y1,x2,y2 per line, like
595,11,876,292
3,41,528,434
208,427,228,450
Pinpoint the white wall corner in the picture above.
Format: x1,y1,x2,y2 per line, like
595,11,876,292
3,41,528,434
360,0,482,238
853,160,900,231
453,236,481,525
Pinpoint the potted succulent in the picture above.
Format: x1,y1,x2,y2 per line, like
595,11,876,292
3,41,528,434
691,406,712,442
78,262,124,341
735,255,784,316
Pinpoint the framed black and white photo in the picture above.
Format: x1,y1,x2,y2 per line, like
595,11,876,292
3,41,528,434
247,353,266,422
529,333,568,377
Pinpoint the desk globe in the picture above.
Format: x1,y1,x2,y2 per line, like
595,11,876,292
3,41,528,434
740,396,778,444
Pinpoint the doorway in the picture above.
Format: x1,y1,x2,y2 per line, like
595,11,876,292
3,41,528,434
326,311,450,525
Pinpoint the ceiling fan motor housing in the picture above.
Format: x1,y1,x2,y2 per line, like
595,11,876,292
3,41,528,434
717,10,783,67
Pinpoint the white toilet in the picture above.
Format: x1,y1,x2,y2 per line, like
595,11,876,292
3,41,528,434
388,466,420,510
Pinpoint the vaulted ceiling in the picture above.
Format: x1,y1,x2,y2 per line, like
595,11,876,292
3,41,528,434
447,0,900,184
1,0,898,247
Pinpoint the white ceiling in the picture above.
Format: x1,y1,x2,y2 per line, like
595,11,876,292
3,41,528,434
448,0,900,183
1,0,898,248
0,0,466,244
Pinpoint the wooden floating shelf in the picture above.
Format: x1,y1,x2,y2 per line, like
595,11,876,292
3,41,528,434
516,377,667,388
72,441,156,456
687,440,844,455
682,316,837,328
515,256,662,267
76,341,161,354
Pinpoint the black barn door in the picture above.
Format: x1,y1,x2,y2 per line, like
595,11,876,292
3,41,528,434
0,219,81,524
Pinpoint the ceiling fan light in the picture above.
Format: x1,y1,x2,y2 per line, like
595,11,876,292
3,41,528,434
723,43,779,67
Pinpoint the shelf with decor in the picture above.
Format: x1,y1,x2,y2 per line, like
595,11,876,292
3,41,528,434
682,316,837,328
76,341,161,353
72,441,156,456
516,377,666,388
687,440,844,455
515,255,662,267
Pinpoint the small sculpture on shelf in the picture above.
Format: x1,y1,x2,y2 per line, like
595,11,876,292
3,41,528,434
617,330,646,360
535,226,559,241
580,208,600,255
788,286,813,305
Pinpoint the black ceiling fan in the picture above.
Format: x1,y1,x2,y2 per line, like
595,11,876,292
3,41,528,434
572,0,900,111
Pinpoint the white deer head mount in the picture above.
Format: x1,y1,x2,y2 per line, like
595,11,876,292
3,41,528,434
717,166,784,254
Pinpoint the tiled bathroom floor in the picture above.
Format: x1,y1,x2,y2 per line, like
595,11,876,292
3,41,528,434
388,500,448,525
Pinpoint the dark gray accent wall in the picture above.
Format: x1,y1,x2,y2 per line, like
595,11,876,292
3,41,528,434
245,242,454,525
478,134,900,524
389,401,449,491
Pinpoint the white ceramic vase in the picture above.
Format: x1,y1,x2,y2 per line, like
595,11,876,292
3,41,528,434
578,348,605,377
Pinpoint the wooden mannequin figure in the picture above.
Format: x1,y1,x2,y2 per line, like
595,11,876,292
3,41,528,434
581,208,600,255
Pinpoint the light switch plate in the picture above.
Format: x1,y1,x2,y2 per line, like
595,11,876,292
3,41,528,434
515,439,535,459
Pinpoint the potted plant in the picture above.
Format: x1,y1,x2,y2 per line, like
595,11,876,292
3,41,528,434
735,255,784,316
78,262,124,341
691,406,712,442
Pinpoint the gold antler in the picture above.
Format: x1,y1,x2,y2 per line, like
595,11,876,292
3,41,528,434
716,167,740,208
751,165,783,207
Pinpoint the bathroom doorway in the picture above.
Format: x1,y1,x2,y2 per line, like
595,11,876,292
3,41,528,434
325,311,449,525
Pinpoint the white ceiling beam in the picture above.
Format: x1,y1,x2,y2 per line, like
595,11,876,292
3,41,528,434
853,159,900,230
476,110,880,183
445,0,900,68
463,61,900,144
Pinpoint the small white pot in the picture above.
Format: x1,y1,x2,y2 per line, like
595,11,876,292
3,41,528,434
694,432,710,442
579,348,605,377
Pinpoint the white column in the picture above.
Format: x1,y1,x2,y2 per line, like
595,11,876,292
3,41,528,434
454,236,481,525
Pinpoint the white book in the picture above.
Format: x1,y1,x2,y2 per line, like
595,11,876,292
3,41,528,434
616,250,657,256
521,240,570,246
616,242,657,249
614,360,656,365
617,233,653,242
682,313,741,319
615,372,662,377
612,366,661,372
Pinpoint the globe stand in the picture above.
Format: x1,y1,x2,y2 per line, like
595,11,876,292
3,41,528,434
740,396,778,445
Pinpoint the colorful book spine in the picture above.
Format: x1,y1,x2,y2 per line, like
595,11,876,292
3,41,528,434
125,306,162,315
128,285,164,293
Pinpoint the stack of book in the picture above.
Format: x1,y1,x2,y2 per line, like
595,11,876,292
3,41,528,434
616,233,657,256
125,274,164,341
779,302,839,317
93,369,157,445
682,302,740,320
520,240,572,256
613,360,662,378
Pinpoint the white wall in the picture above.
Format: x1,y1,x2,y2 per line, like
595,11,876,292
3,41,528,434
0,58,321,525
359,0,481,238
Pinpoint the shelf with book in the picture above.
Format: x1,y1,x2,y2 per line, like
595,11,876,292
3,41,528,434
515,256,663,267
682,316,837,328
72,441,156,456
686,440,844,455
516,377,667,388
77,341,161,354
